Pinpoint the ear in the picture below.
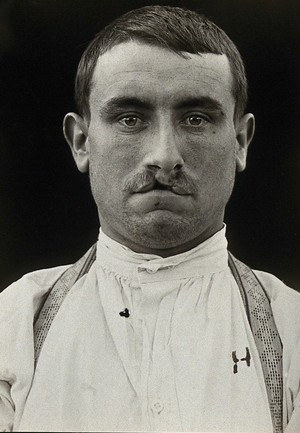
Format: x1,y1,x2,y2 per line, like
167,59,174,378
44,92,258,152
63,112,90,173
235,113,255,172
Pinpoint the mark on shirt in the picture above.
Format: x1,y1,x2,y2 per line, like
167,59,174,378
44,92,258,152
119,308,130,318
232,347,251,374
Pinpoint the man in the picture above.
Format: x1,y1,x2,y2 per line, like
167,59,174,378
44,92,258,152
0,5,299,432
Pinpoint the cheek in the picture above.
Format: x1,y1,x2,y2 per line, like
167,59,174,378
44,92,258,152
88,134,138,208
187,132,236,174
89,127,140,172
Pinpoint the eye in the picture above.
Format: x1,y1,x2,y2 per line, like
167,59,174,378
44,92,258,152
188,115,203,126
182,114,209,127
118,116,139,127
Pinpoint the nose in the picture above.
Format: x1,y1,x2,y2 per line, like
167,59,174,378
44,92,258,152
144,126,184,173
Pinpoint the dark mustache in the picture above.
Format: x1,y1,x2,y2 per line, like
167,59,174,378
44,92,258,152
122,170,197,194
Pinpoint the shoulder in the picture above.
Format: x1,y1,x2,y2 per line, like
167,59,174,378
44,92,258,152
255,267,299,294
254,269,300,345
0,265,70,322
254,269,300,312
0,265,71,387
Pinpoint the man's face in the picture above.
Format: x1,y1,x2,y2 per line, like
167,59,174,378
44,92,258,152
68,41,253,255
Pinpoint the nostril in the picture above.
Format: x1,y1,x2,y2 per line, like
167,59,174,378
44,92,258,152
147,164,160,173
146,163,183,175
174,163,183,171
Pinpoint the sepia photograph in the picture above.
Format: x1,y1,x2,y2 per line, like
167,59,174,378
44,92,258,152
0,0,299,431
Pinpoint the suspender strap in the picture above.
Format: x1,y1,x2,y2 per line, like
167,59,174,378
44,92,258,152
33,244,97,366
228,252,283,433
33,246,283,432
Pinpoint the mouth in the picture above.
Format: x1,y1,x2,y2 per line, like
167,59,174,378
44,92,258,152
153,182,172,191
136,180,190,196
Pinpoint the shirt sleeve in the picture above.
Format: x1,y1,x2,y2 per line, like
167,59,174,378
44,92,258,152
285,407,300,433
285,343,300,432
0,265,69,431
0,381,14,431
254,270,300,432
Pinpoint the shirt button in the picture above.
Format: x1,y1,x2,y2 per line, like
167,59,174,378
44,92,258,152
151,398,164,414
146,268,157,273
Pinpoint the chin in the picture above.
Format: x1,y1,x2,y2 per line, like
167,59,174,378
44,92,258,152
128,211,200,249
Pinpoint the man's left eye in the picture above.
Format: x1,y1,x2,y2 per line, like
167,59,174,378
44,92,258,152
118,116,139,127
183,115,208,126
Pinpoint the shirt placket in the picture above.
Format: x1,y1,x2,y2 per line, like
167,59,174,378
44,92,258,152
150,290,183,431
96,269,142,398
138,268,183,431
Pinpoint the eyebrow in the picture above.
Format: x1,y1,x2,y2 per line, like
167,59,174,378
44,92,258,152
100,97,153,114
174,97,223,112
99,95,224,114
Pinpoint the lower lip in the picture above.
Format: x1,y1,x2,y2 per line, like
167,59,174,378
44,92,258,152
131,190,191,212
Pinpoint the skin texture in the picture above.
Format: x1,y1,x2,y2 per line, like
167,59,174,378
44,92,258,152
64,41,255,257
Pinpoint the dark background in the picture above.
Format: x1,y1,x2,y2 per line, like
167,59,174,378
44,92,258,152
0,0,299,292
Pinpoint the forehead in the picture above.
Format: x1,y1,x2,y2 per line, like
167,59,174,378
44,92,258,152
90,41,234,110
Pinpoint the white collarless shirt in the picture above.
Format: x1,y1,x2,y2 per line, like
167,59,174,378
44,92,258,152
14,227,273,432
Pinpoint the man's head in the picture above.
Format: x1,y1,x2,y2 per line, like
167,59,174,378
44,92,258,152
74,5,248,123
64,6,255,256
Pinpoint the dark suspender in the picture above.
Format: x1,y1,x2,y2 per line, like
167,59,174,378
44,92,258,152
33,245,283,433
228,252,282,433
33,244,97,365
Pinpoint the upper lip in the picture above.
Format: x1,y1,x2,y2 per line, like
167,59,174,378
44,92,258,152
136,180,190,195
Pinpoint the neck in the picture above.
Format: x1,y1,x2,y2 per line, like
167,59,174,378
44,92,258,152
100,224,224,258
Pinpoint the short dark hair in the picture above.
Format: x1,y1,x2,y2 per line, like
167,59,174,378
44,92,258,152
75,5,248,121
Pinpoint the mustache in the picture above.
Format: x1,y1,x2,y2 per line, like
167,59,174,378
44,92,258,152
122,169,197,195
